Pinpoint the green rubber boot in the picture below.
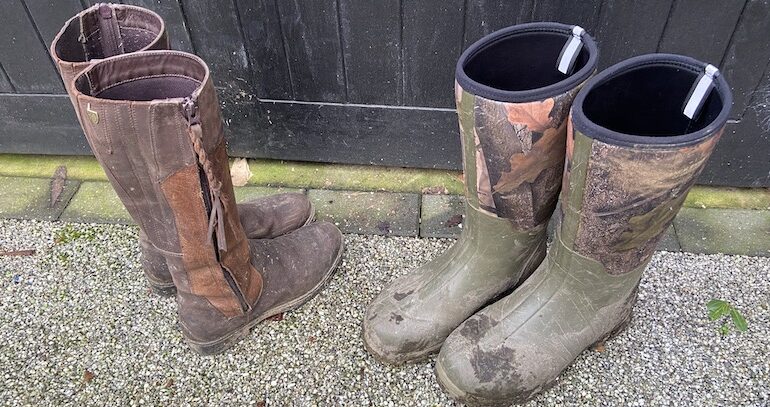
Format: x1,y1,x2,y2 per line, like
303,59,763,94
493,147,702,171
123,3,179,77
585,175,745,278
435,53,733,405
363,23,598,364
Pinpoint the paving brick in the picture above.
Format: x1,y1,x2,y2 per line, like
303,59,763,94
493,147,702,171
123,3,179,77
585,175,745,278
674,208,770,256
234,186,304,203
420,194,464,238
60,182,133,224
308,189,419,236
657,226,681,252
0,176,79,221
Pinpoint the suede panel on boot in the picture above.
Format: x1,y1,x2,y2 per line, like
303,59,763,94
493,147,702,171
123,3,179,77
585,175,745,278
363,23,598,365
436,54,733,406
210,140,263,307
161,164,250,317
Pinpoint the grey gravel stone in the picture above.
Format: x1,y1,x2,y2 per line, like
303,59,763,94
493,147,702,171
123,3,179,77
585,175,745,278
0,219,767,406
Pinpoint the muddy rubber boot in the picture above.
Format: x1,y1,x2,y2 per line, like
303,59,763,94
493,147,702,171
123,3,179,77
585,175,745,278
362,23,599,364
70,51,343,355
435,53,733,405
49,3,316,296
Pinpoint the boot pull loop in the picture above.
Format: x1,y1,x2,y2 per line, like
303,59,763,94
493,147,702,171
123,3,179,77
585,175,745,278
557,26,585,75
683,64,719,120
96,3,124,58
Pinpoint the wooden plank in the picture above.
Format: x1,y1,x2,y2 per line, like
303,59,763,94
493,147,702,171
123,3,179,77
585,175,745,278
657,0,745,64
178,0,251,91
720,0,770,119
275,0,346,102
402,0,464,108
23,0,83,47
0,94,88,155
463,0,534,49
0,1,64,93
339,0,401,105
178,0,258,138
531,0,603,35
237,0,293,100
231,101,461,168
0,64,14,93
123,0,194,52
594,0,674,68
1,92,768,188
700,116,770,187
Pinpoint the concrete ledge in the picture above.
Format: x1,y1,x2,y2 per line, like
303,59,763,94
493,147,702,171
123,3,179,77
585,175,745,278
234,186,304,202
0,176,79,221
0,173,767,258
675,208,770,256
420,194,464,238
308,190,419,236
60,182,133,224
0,154,463,195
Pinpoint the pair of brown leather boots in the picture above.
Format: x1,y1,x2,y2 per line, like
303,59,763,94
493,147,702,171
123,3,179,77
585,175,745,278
50,4,343,355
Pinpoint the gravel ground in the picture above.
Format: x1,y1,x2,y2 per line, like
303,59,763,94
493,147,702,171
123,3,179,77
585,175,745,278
0,218,768,406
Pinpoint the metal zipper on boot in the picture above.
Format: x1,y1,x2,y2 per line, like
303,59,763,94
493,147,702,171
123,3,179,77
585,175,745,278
182,97,249,314
96,4,124,58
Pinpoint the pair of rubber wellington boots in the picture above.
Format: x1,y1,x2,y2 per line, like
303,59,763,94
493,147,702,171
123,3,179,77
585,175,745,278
364,22,732,405
50,4,343,355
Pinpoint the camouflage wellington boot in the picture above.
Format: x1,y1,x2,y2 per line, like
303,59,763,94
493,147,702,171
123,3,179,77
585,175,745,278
49,3,315,296
363,23,598,364
70,51,343,354
436,54,733,405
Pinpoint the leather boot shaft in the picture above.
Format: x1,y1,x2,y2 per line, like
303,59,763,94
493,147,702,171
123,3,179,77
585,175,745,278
49,5,316,296
70,51,262,318
50,3,168,97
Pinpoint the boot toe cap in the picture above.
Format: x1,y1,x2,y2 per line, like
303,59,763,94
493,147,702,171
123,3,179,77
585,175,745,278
239,192,314,239
362,290,447,364
436,322,539,406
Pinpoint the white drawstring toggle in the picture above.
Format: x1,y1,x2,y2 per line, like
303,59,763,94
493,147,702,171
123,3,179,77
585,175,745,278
557,26,585,75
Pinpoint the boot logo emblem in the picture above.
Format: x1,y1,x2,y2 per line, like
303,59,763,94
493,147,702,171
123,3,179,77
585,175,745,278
86,103,99,124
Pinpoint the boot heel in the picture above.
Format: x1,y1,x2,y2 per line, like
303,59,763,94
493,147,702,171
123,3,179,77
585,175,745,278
140,235,177,296
186,328,250,356
590,313,632,350
148,281,177,297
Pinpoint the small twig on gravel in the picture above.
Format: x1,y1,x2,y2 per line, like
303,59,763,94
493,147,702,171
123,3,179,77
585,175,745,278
0,249,36,256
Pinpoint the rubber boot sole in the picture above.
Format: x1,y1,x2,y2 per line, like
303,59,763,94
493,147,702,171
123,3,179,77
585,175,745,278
435,313,633,406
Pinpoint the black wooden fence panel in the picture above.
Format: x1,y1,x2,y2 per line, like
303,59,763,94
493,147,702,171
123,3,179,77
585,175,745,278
0,0,768,187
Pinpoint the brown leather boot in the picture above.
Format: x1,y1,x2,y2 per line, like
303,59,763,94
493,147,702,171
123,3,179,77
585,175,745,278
50,3,316,296
69,50,343,354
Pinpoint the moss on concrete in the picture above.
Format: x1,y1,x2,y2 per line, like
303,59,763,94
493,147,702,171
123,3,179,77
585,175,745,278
247,159,463,194
684,186,770,210
0,154,106,181
60,182,132,224
234,186,303,203
308,189,420,236
0,154,463,194
0,176,79,220
4,154,770,210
